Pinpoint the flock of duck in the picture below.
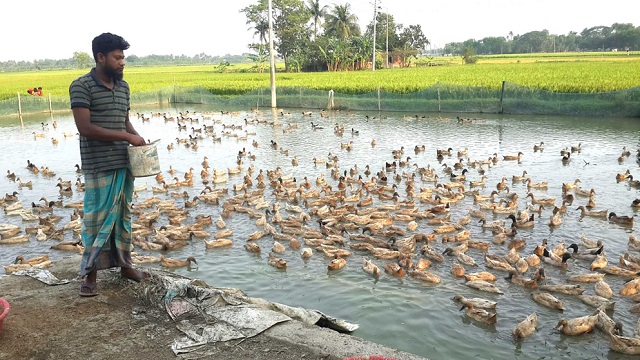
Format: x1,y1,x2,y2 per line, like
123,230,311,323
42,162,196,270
2,109,640,355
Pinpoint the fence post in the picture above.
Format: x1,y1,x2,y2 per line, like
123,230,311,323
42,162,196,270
437,82,441,112
499,81,506,114
48,93,53,114
17,92,22,116
328,90,334,110
377,86,381,111
17,92,24,128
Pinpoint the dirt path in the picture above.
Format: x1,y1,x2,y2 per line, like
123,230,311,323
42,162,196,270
0,256,423,360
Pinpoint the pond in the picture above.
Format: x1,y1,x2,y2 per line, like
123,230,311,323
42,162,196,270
1,105,639,359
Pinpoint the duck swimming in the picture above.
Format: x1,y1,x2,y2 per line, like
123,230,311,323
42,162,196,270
555,314,598,335
460,303,497,324
513,313,538,340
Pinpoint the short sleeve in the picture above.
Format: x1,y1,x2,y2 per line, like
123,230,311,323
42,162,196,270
69,79,91,109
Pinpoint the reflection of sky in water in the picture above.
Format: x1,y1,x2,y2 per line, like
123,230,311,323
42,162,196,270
0,107,639,360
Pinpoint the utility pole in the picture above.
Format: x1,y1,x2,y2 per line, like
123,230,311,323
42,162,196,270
372,0,377,71
385,11,389,68
268,0,277,108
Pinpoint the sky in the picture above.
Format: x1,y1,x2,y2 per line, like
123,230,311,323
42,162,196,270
2,0,638,62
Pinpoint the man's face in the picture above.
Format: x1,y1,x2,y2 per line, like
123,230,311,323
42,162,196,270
99,49,125,81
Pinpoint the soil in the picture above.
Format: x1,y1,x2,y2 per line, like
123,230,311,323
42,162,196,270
0,258,340,360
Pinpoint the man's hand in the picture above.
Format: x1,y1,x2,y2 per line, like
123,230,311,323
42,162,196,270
128,134,146,146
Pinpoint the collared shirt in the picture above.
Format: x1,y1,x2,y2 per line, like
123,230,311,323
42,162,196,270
69,68,130,174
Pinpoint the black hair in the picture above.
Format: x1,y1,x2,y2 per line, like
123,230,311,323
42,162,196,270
92,33,130,61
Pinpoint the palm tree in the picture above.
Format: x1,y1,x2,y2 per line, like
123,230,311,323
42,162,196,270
307,0,327,39
251,17,269,45
324,3,360,41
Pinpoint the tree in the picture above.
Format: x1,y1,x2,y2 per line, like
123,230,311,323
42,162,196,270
73,51,92,68
462,47,477,64
324,3,360,40
306,0,327,39
365,12,400,54
398,25,429,53
242,0,313,72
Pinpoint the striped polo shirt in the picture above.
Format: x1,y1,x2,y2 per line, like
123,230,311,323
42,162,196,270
69,68,131,174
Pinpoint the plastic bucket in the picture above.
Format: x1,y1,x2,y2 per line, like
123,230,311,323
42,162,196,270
0,298,9,332
128,140,161,177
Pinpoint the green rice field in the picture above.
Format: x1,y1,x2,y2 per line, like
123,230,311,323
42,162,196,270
1,53,639,102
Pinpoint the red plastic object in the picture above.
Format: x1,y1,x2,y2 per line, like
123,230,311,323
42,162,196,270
0,298,10,332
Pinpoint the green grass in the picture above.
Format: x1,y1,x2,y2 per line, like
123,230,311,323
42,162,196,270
1,53,639,102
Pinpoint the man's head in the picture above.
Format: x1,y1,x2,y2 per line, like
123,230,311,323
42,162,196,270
92,33,130,81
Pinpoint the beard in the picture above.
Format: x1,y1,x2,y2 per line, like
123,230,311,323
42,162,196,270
105,66,124,81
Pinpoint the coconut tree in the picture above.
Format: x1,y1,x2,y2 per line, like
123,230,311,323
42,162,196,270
324,3,360,41
306,0,327,39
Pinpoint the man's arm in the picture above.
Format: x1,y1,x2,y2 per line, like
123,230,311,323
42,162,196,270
124,112,140,137
73,107,145,146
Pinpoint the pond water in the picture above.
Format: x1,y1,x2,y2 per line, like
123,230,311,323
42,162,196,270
1,105,639,360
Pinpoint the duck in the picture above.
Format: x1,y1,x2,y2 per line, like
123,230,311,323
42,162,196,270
512,170,528,182
465,271,497,282
131,254,161,264
507,214,535,228
531,292,564,310
244,241,261,253
327,256,347,270
484,254,515,272
590,254,608,271
595,279,613,299
567,243,604,260
452,295,497,310
505,269,543,289
361,258,381,278
50,240,84,252
608,212,634,225
465,280,503,294
513,313,538,340
384,262,406,277
567,272,606,283
548,207,563,227
459,303,497,324
542,248,571,268
533,142,544,152
576,205,607,218
160,255,197,268
616,169,631,181
570,142,582,153
555,314,598,336
409,269,441,284
609,325,640,355
4,191,19,202
451,262,465,278
502,152,524,161
527,192,555,206
526,178,548,189
16,178,32,188
630,235,640,251
577,294,616,310
539,283,585,295
268,252,287,269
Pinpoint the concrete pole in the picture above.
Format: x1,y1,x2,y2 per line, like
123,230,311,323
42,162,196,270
385,11,389,68
372,0,377,71
268,0,277,108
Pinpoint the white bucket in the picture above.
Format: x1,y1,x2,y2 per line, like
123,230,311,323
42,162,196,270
128,140,161,177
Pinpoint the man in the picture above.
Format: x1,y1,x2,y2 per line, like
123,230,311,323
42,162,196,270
70,33,147,297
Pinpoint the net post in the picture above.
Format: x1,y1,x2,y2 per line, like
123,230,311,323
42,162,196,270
499,81,506,114
17,92,24,128
377,86,381,111
437,82,441,112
